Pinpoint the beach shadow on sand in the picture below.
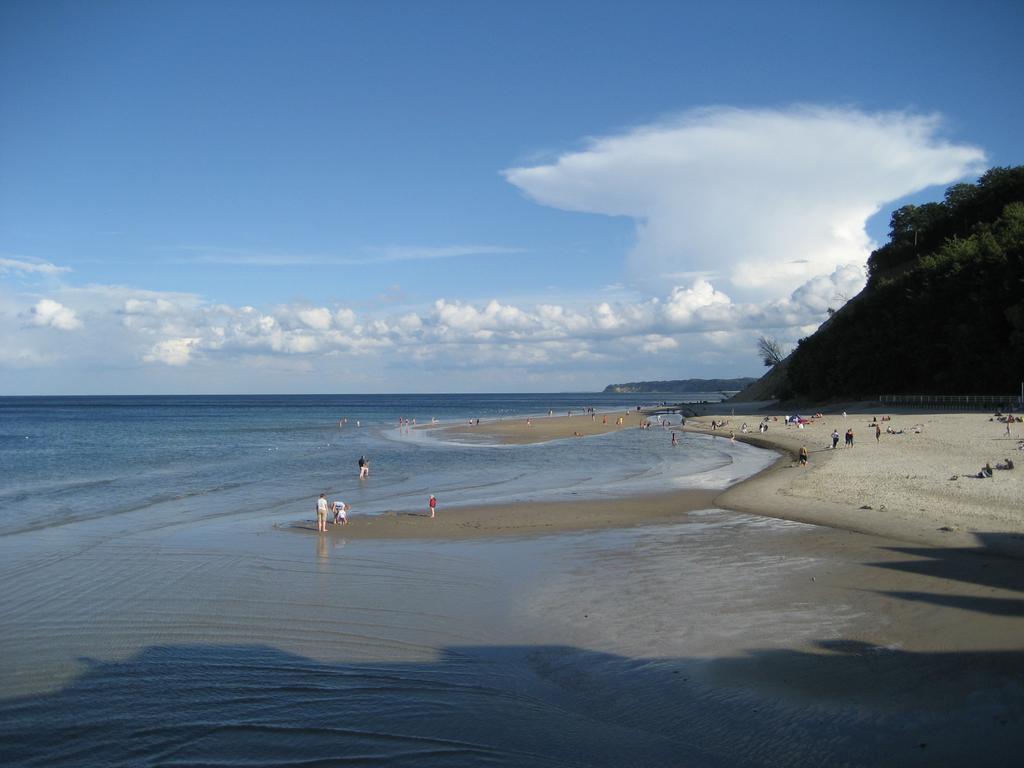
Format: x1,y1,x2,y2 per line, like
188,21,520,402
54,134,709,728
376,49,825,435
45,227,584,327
2,640,1022,767
867,532,1024,618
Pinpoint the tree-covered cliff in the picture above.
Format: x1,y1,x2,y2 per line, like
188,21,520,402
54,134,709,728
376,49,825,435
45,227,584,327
784,167,1024,400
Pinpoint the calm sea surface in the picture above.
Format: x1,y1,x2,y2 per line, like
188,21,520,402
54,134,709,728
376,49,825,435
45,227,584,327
0,392,753,537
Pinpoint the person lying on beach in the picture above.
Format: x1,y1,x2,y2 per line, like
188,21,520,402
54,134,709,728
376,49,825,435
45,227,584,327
976,463,994,478
995,458,1015,470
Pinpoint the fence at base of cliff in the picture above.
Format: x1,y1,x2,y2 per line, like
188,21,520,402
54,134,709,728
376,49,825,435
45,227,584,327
878,394,1022,410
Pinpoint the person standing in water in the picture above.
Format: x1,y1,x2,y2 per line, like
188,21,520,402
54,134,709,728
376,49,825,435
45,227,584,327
316,493,328,533
358,455,369,479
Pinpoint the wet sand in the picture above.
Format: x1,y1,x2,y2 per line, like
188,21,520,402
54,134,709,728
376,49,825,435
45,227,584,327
438,408,647,443
288,488,722,539
5,503,1023,766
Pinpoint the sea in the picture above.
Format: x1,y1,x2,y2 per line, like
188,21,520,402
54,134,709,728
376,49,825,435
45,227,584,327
0,392,764,538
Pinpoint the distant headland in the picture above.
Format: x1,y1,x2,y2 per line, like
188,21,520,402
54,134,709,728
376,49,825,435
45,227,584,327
602,377,757,394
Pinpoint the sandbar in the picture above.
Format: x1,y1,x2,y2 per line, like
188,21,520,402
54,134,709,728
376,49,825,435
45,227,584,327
437,408,647,444
288,487,721,540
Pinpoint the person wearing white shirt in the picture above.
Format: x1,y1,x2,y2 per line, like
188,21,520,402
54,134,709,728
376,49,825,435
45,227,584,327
332,500,349,526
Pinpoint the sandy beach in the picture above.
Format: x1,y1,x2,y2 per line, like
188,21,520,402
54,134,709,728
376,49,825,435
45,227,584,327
350,408,1024,557
685,410,1024,556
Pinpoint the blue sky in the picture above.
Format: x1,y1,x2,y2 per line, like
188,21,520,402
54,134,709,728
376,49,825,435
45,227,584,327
2,0,1021,394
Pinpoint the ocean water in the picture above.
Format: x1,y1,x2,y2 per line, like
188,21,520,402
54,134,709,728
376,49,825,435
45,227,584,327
0,392,762,538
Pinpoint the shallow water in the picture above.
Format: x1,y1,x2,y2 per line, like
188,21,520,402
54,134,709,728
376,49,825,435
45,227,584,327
4,509,1020,766
0,505,827,765
0,393,762,537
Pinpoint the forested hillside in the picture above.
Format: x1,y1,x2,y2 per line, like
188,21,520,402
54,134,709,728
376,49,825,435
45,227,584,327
603,378,756,394
785,167,1024,400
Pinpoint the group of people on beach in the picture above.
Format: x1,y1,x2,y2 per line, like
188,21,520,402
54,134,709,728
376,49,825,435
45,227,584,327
314,490,438,531
316,493,349,531
313,451,438,531
829,428,856,448
974,458,1015,478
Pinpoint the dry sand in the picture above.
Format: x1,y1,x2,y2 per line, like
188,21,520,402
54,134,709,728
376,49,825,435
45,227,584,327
690,411,1024,556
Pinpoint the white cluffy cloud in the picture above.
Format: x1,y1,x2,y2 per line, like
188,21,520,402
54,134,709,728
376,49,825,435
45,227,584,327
503,106,986,298
25,299,82,330
0,262,867,392
1,263,862,374
144,337,200,366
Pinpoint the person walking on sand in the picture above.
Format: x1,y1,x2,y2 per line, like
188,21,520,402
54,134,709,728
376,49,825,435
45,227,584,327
831,429,840,449
671,431,678,446
316,493,329,533
845,428,854,447
875,423,881,443
428,494,437,519
1008,415,1014,437
799,445,808,466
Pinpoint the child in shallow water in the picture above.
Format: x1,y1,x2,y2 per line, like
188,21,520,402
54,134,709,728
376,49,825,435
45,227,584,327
332,501,349,525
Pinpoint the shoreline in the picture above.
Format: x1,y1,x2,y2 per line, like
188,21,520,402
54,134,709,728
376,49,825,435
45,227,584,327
290,408,1024,557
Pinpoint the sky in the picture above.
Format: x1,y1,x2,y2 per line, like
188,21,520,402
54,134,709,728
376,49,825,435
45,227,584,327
1,0,1021,394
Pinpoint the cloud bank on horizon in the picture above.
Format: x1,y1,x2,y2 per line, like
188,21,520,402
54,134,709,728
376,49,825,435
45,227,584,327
0,261,888,381
0,106,989,391
504,106,986,299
